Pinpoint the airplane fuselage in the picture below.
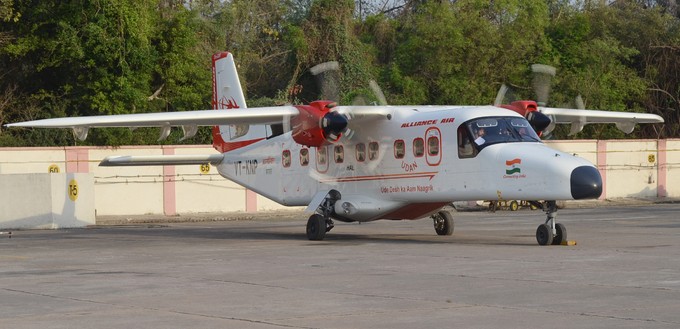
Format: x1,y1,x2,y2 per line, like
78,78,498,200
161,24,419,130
216,105,602,222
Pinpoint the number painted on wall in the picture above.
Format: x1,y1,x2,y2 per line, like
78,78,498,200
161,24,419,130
48,164,60,173
68,179,79,202
200,163,210,174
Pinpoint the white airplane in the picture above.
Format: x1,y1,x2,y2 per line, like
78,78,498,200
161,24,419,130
6,52,664,245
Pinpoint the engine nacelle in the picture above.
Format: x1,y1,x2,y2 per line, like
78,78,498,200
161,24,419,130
500,100,551,135
500,100,538,117
291,101,347,147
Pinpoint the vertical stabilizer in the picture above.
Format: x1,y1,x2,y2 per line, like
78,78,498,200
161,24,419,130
211,52,267,152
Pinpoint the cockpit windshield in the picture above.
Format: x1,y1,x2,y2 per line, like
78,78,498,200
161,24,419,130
466,117,541,150
457,116,543,158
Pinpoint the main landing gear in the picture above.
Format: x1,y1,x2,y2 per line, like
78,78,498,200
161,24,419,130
306,190,339,241
535,200,567,246
432,209,454,236
306,214,334,241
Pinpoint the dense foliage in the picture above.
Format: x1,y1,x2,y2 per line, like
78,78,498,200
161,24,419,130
1,0,678,146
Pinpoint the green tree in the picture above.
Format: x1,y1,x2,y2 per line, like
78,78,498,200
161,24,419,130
385,0,549,105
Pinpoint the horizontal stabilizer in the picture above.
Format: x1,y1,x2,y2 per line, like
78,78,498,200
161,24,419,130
100,154,224,167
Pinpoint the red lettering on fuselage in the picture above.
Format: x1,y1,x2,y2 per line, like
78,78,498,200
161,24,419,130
400,120,438,128
400,118,455,128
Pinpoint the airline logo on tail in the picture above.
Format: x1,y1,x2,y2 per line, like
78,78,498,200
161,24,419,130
218,96,240,109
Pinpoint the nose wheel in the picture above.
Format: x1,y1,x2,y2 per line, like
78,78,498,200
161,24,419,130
536,201,567,245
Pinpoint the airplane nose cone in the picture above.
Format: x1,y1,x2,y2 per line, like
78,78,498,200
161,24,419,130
571,166,603,199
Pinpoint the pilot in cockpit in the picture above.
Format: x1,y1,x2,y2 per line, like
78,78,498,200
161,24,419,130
474,128,486,145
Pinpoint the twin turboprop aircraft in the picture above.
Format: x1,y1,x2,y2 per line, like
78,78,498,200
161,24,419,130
6,52,664,245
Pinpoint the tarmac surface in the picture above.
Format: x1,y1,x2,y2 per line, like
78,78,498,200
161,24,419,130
2,203,680,328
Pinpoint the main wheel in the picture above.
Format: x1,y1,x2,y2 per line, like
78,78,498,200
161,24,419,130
536,224,553,246
509,200,519,211
433,211,454,236
306,214,326,241
552,223,567,245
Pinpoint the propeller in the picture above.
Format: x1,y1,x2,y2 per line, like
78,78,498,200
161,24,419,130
310,61,341,103
306,60,391,180
493,84,509,107
494,64,558,136
309,60,389,143
310,61,352,141
531,64,557,107
566,94,586,136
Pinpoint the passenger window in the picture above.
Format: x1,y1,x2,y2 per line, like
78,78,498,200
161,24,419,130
394,140,405,159
368,142,379,161
334,145,344,163
317,147,327,165
282,150,291,168
413,138,424,157
428,136,440,156
356,143,366,162
300,148,309,166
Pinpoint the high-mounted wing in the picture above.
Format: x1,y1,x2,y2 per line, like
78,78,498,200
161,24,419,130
4,106,301,167
6,107,300,141
539,107,664,135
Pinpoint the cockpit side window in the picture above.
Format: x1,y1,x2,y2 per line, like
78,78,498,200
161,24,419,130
457,125,476,158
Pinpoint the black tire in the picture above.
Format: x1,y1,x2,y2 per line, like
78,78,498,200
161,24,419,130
552,223,567,245
433,211,454,236
536,224,553,246
306,214,326,241
509,201,519,211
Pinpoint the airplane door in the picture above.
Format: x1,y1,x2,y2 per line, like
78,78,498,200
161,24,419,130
425,127,442,166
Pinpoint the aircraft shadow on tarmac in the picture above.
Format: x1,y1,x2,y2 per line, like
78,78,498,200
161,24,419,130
82,223,536,246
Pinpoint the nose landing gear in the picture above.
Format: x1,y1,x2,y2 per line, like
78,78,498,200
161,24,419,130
535,200,567,246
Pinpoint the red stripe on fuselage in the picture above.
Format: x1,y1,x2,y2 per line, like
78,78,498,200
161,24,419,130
382,202,450,220
318,171,438,183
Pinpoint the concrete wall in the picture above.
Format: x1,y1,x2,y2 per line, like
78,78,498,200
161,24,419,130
0,140,678,216
544,139,669,199
0,173,95,229
0,145,290,216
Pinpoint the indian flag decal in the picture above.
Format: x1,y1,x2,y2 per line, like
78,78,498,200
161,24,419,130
505,158,521,175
